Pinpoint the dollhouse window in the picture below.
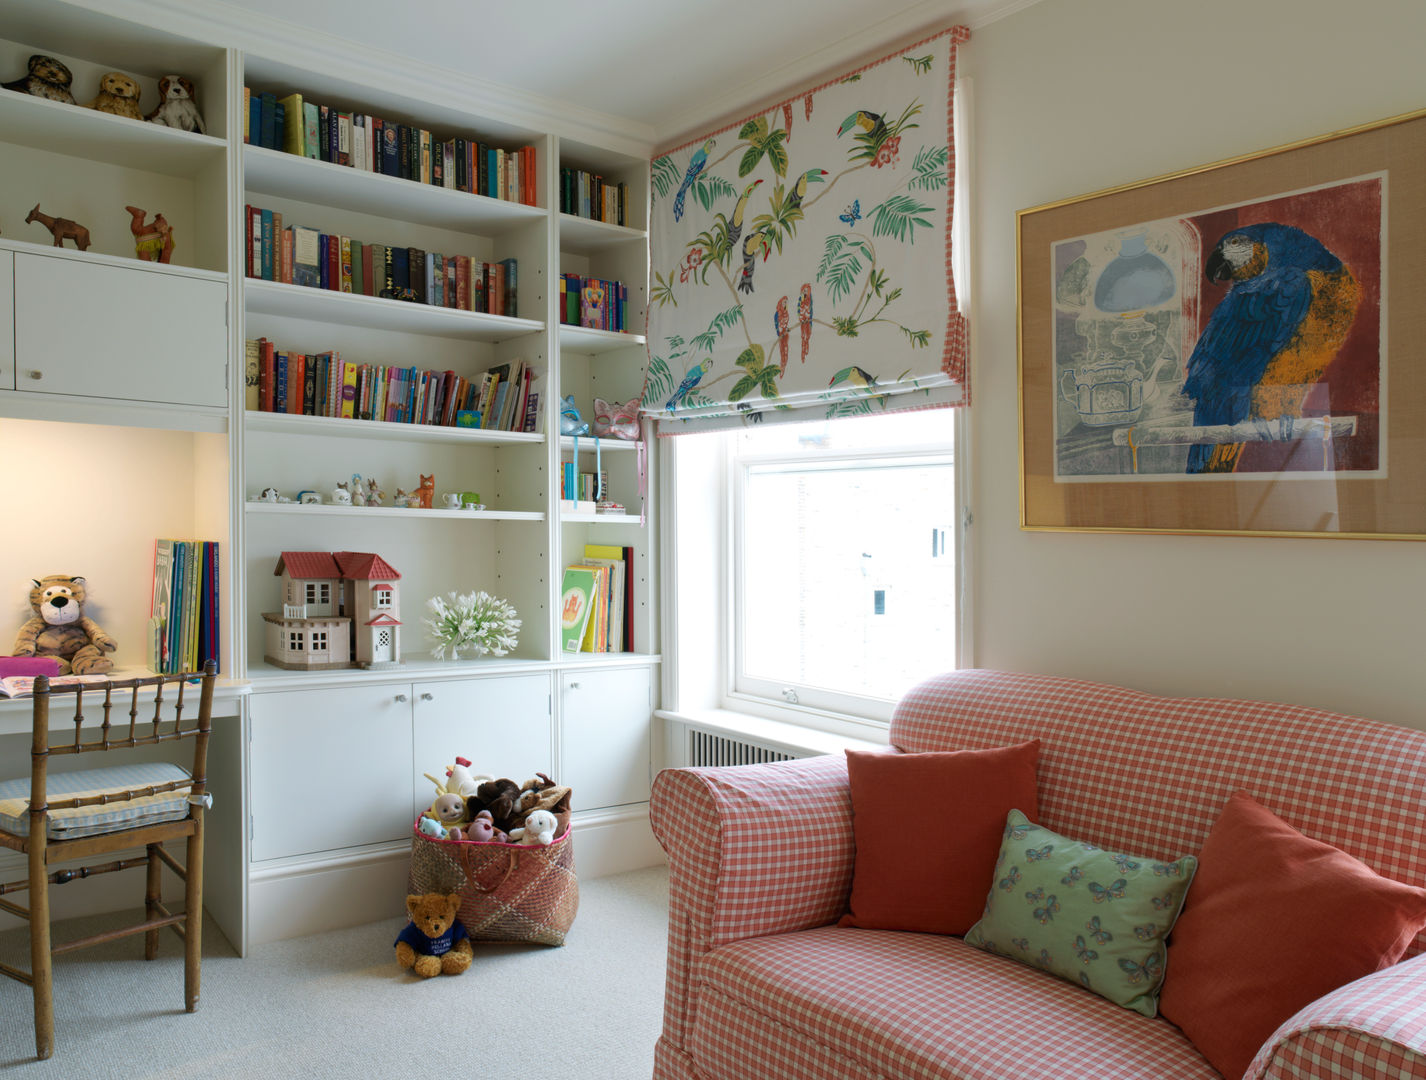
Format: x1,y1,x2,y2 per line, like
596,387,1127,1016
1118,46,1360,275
377,629,392,649
305,582,331,606
375,587,393,609
287,632,305,651
312,632,327,651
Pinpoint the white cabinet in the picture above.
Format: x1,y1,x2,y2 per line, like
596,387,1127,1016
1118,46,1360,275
0,251,12,392
411,673,552,818
561,665,653,810
12,252,227,408
249,684,415,861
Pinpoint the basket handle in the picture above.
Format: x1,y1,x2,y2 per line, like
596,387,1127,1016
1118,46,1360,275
467,849,520,894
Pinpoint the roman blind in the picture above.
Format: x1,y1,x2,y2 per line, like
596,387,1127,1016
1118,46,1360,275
643,25,971,435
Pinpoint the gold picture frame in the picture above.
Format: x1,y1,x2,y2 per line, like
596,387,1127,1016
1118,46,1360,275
1018,108,1426,539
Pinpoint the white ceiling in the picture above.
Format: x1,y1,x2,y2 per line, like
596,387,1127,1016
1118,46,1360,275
224,0,1028,145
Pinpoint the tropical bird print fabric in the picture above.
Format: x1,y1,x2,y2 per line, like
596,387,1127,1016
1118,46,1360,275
645,26,971,433
1051,176,1381,479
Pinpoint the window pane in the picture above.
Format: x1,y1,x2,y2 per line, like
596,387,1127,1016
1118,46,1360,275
740,450,956,704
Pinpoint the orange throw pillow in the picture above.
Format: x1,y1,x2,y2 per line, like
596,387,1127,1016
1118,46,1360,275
1160,791,1426,1080
839,741,1040,936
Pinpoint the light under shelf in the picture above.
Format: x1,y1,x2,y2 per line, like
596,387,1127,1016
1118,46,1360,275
560,511,643,525
245,501,545,522
245,278,545,342
558,436,642,452
244,145,545,235
0,89,227,177
558,324,646,353
246,410,543,445
558,213,647,255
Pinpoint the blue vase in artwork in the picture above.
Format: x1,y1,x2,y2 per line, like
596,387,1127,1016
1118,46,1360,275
1093,232,1175,313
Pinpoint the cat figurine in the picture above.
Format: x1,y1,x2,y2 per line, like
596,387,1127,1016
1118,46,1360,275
592,397,640,440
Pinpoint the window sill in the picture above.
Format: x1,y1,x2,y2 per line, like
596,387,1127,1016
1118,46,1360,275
656,706,887,761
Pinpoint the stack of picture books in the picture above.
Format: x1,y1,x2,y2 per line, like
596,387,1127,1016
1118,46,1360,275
149,539,221,675
244,339,542,433
559,168,628,226
558,274,628,332
559,544,635,654
244,204,518,316
243,88,537,206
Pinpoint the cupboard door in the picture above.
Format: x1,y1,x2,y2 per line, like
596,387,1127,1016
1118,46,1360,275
249,685,414,861
13,253,227,407
561,666,652,810
0,251,12,391
411,674,553,821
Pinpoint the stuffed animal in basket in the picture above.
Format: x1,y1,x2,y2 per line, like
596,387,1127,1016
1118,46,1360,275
509,809,558,846
394,893,472,978
12,576,117,675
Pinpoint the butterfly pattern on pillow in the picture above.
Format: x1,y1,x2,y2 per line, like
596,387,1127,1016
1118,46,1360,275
592,397,640,440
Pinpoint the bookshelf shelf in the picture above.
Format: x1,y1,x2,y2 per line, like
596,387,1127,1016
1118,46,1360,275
244,502,545,523
244,146,545,235
559,436,642,452
246,410,544,446
558,324,647,353
560,511,642,525
0,236,228,282
558,213,648,255
0,89,228,177
245,278,545,341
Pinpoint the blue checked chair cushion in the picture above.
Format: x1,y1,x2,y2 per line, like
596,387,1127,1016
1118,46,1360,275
0,762,194,840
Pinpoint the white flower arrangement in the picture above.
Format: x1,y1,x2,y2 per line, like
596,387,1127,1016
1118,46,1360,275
424,591,521,659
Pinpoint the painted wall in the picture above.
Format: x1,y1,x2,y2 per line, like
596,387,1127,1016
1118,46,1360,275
962,0,1426,725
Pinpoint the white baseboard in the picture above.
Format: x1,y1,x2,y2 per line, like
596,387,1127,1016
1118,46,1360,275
245,804,664,946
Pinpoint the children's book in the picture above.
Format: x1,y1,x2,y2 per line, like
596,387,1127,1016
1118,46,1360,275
0,674,110,698
559,566,600,654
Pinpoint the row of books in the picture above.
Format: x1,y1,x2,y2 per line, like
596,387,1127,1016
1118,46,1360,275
149,539,221,676
244,338,542,433
559,168,629,227
245,204,517,316
560,544,635,654
559,274,629,333
562,468,609,503
243,87,537,206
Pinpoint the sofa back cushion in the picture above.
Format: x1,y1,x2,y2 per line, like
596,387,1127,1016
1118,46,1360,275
891,670,1426,957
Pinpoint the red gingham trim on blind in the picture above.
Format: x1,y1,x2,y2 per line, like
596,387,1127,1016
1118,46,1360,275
650,755,854,1056
689,927,1218,1080
891,670,1426,957
1249,954,1426,1080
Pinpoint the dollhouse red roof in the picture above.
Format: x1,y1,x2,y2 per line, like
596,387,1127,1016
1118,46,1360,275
365,613,402,627
274,552,342,579
333,551,402,581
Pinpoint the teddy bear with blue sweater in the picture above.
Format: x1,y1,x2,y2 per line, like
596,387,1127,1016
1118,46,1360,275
394,893,472,978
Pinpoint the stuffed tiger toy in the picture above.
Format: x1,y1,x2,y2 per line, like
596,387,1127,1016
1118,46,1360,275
12,575,117,675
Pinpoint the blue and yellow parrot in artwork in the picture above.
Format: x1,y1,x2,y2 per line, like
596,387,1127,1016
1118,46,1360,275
673,138,715,223
1182,223,1358,473
667,359,713,413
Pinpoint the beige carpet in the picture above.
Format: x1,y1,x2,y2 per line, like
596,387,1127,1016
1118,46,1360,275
0,865,669,1079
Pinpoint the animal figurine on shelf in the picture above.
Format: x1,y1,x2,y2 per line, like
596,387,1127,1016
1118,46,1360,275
125,206,174,263
509,809,558,846
25,204,90,251
86,71,143,119
330,482,352,505
592,397,640,440
350,474,366,507
365,477,384,506
394,893,472,978
560,395,590,436
12,575,117,675
412,474,434,510
145,74,205,133
391,488,410,508
2,54,76,104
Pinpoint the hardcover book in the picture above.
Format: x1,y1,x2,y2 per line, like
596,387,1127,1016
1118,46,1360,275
559,566,600,654
303,102,319,158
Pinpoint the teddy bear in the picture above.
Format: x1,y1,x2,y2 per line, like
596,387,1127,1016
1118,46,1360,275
145,74,205,133
508,809,558,846
459,809,508,844
13,576,117,675
2,54,76,104
393,893,472,978
416,815,448,840
86,71,143,120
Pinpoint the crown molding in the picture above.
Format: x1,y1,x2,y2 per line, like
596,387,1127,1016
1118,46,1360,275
67,0,657,158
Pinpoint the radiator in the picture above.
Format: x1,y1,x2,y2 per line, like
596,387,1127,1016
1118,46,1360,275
686,728,800,768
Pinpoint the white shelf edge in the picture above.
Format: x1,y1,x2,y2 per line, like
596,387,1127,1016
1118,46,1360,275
245,502,545,522
557,213,648,254
0,236,228,282
0,389,228,432
558,436,643,452
558,324,647,353
245,410,544,445
244,278,545,340
559,512,643,525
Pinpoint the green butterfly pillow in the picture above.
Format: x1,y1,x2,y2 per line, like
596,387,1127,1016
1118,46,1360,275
964,809,1197,1017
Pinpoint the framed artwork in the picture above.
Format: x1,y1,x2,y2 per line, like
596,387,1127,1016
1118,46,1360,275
1018,108,1426,538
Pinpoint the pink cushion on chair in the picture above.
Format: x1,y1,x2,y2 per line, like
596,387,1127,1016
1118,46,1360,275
1160,791,1426,1080
839,741,1040,936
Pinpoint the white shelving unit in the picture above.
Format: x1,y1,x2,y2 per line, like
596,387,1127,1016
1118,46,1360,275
0,0,662,951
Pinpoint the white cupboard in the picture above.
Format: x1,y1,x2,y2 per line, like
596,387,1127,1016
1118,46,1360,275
561,665,653,810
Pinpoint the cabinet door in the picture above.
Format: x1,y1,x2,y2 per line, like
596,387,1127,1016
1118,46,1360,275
249,685,414,862
13,253,227,407
561,666,653,810
411,674,553,820
0,251,12,391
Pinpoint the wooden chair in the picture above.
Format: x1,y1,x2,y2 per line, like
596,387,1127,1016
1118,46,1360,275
0,661,217,1059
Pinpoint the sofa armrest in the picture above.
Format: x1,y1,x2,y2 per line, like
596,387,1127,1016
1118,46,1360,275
1249,952,1426,1080
649,754,855,1055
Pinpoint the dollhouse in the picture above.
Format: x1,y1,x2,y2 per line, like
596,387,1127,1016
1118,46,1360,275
263,551,402,670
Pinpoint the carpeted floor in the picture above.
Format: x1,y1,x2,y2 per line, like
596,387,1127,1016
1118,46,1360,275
0,865,669,1079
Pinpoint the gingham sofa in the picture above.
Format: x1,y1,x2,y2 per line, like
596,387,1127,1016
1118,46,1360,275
649,670,1426,1080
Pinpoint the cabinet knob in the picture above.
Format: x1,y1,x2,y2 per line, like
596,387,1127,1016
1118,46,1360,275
394,693,408,703
27,370,42,380
420,692,433,701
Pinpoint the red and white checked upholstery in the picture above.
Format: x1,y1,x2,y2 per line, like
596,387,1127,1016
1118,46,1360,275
649,670,1426,1080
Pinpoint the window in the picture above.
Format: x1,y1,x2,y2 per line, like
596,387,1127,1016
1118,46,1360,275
287,631,305,652
667,408,962,727
311,631,327,652
375,587,393,609
305,582,330,607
